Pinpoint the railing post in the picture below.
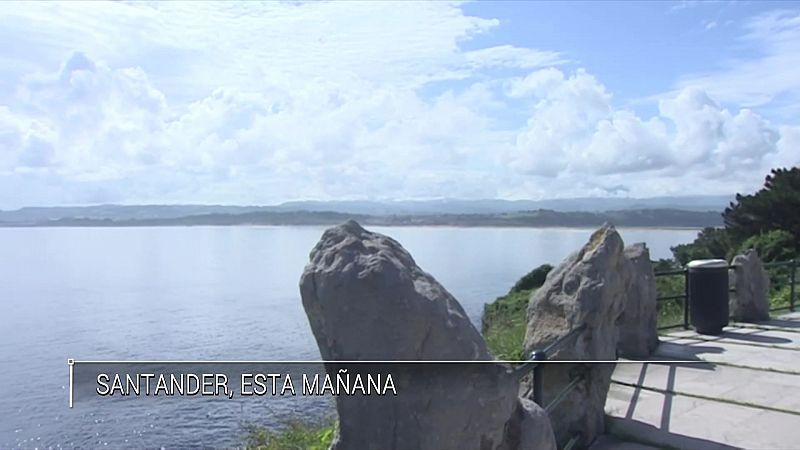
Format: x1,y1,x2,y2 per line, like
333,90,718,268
791,259,796,313
683,268,690,330
531,351,546,406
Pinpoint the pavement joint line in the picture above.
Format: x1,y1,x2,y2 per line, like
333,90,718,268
730,322,800,334
662,332,800,352
610,379,800,417
647,355,800,376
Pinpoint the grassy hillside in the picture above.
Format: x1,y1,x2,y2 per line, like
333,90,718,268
482,289,533,361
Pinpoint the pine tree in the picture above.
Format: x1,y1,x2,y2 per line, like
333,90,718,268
723,167,800,251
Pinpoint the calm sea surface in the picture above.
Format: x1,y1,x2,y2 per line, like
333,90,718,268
0,226,699,448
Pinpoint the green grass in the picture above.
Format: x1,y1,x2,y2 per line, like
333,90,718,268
769,284,794,311
482,288,533,360
243,420,336,450
481,286,690,357
656,299,685,333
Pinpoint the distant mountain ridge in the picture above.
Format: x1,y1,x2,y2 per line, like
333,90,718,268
276,195,732,214
0,195,732,224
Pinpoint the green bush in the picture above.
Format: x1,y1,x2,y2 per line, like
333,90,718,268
671,227,732,266
652,258,680,272
739,229,798,263
770,284,793,311
509,264,553,293
243,420,336,450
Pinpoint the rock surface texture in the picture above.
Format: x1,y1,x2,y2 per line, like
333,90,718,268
299,220,555,450
522,224,626,447
617,243,659,359
730,249,770,322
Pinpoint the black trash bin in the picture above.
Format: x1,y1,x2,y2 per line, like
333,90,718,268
687,259,729,335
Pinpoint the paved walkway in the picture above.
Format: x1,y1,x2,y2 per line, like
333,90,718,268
597,312,800,450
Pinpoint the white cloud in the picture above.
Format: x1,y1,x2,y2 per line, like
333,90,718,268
0,1,560,104
0,2,797,207
464,45,565,69
506,69,783,183
10,52,168,179
0,106,57,170
0,48,514,205
1,52,796,206
771,125,800,168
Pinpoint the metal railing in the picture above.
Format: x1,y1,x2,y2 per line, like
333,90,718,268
515,323,588,449
507,258,796,447
655,258,797,330
654,268,690,330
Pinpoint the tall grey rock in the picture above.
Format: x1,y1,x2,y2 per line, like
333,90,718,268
730,249,770,322
512,399,559,450
299,220,555,450
617,243,659,359
522,224,626,447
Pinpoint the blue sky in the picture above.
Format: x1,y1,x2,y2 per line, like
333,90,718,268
0,1,798,207
463,1,794,115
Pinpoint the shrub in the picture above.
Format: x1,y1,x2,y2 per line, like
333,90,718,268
671,227,732,266
738,229,798,263
243,420,336,450
509,264,553,293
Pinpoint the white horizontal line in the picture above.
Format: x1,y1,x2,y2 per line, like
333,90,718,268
71,360,705,364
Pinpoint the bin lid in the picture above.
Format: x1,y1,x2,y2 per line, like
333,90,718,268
687,259,728,269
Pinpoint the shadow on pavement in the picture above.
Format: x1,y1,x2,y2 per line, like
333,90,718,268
718,330,792,344
756,319,800,330
606,417,743,450
655,341,725,361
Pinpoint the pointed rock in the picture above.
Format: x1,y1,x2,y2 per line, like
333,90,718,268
617,243,659,359
299,221,556,450
730,249,770,322
522,224,626,446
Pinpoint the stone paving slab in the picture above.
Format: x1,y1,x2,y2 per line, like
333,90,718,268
606,383,800,449
611,360,800,412
778,312,800,321
599,313,800,449
662,327,800,350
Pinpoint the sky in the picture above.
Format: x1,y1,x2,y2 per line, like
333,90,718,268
0,0,798,208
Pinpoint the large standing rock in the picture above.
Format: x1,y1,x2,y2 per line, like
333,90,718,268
513,399,559,450
522,224,626,447
299,220,555,450
617,243,659,359
730,249,770,322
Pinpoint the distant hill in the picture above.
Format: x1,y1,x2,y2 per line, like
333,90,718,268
275,196,732,215
0,204,274,223
0,195,731,225
0,208,723,228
